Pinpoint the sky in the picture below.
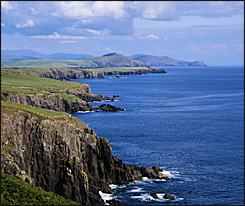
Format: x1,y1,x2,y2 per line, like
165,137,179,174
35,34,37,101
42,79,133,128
1,1,244,66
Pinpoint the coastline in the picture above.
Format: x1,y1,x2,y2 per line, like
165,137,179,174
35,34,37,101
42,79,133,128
1,68,169,205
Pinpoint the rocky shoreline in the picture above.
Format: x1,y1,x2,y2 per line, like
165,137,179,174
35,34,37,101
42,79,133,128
27,67,166,80
1,107,169,205
1,68,169,205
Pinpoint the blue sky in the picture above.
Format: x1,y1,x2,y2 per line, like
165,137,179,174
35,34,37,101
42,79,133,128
1,1,244,66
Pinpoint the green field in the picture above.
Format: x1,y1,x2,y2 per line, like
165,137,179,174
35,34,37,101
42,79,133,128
1,101,68,119
1,53,148,69
1,173,78,205
1,69,85,101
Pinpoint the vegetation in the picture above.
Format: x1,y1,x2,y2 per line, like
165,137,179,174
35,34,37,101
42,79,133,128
1,173,78,205
1,101,68,119
1,53,148,69
1,69,84,101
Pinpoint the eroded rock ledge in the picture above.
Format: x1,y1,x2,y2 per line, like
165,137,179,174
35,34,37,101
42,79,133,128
27,68,166,80
1,109,168,205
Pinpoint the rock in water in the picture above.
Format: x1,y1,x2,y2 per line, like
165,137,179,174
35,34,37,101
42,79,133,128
97,104,125,112
164,194,175,200
151,191,159,199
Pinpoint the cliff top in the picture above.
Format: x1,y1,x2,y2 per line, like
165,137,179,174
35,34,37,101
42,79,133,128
1,69,87,101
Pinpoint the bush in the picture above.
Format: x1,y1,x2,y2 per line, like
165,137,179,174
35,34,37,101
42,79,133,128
1,173,78,205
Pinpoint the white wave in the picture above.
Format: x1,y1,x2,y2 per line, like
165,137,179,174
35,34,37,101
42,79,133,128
76,110,94,113
128,186,145,193
131,193,184,202
99,191,117,205
160,169,180,179
109,184,126,190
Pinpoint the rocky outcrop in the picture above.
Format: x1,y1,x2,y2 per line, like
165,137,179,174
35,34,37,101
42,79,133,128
164,194,175,200
29,68,104,80
26,68,166,81
103,68,166,76
1,91,92,113
1,108,168,205
151,191,159,199
96,104,125,112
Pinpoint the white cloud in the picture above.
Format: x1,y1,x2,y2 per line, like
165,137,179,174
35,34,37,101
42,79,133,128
16,19,35,29
141,2,178,20
103,46,122,54
188,44,201,52
59,40,78,44
145,34,159,40
29,7,39,15
92,1,125,19
212,43,228,55
163,36,168,41
1,22,5,27
212,43,227,51
1,1,13,12
54,1,125,19
31,32,87,40
86,29,102,35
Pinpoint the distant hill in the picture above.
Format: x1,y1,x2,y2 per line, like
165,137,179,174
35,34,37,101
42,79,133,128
1,53,149,69
129,54,207,66
82,53,149,68
1,49,92,62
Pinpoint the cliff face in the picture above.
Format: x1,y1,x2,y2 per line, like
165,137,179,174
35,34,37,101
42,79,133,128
1,92,92,113
30,69,105,80
1,109,168,205
28,68,166,81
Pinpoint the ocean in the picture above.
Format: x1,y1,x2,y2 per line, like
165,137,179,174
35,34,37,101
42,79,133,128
71,66,244,205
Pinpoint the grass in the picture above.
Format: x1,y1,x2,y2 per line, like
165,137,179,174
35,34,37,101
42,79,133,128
1,173,78,205
1,101,68,119
1,69,83,91
1,69,85,101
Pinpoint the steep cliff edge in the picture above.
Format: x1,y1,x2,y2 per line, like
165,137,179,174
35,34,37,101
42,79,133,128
26,67,166,80
1,105,168,205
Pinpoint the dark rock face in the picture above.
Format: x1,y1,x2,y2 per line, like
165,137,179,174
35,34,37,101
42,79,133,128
103,96,115,101
29,68,105,80
96,104,125,112
1,92,92,113
103,68,166,76
164,194,175,200
1,110,168,205
151,191,159,199
27,68,166,81
113,95,121,98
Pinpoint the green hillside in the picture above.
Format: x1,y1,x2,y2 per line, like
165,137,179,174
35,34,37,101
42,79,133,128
1,53,149,69
1,173,78,205
1,69,85,101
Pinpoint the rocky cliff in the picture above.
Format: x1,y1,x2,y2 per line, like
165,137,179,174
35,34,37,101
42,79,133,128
27,68,166,81
1,107,168,205
1,92,92,113
29,68,105,80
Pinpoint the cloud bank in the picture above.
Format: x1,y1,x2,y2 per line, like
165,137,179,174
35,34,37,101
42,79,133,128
1,1,244,37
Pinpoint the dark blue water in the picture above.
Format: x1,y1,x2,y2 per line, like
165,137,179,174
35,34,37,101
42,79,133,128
71,66,244,205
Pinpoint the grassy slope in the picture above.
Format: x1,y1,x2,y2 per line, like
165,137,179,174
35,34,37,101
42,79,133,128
1,173,78,205
1,69,85,101
1,101,68,119
1,53,148,69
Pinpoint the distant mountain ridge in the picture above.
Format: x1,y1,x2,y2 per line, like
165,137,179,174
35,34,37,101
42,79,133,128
1,49,93,62
129,54,207,66
1,52,149,69
1,49,207,67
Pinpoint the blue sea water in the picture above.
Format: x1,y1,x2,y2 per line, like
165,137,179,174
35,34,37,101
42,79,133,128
71,66,244,205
